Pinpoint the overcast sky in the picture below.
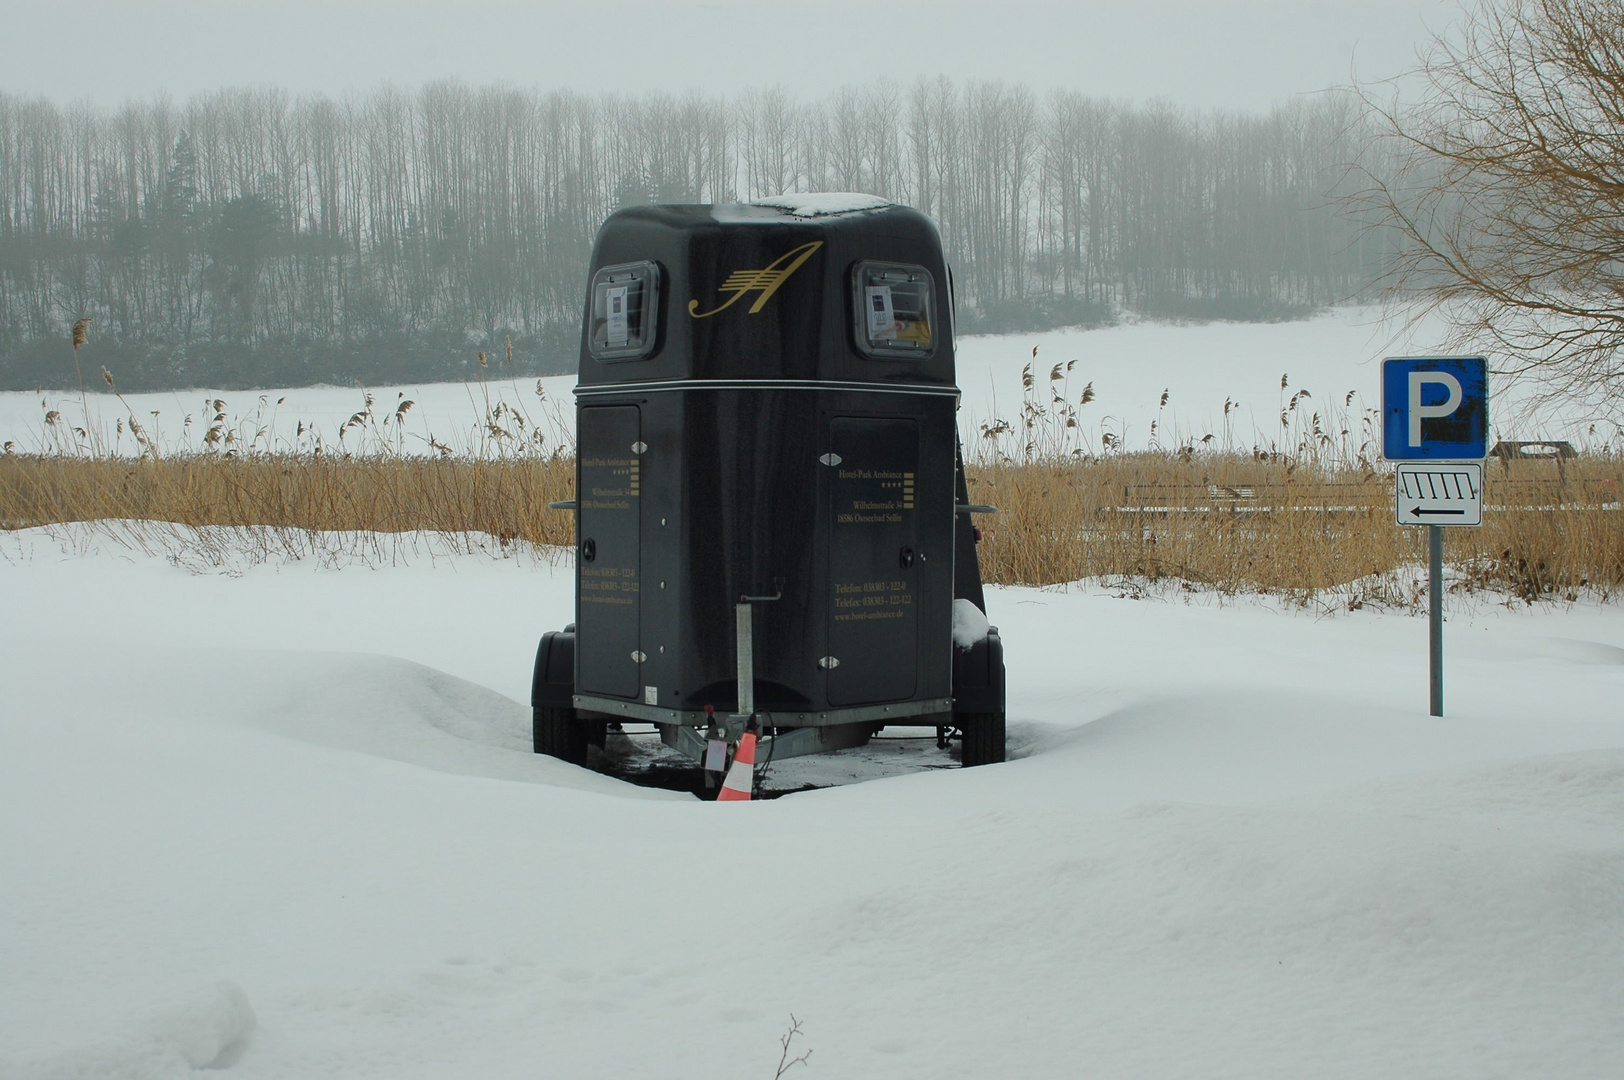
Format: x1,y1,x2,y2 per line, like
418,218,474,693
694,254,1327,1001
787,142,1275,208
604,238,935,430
0,0,1453,112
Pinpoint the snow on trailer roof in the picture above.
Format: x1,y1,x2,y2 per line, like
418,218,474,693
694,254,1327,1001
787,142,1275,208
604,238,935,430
747,192,892,217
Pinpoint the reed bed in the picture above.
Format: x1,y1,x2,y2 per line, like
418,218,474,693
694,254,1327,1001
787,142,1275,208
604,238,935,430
3,450,1619,604
0,454,576,564
962,359,1624,603
969,455,1624,604
3,361,1620,604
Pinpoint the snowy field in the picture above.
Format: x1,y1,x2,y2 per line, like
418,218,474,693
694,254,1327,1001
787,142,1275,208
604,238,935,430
3,525,1623,1078
4,308,1613,459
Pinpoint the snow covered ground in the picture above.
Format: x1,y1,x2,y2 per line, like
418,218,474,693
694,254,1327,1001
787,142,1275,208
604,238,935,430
5,308,1613,460
3,526,1622,1078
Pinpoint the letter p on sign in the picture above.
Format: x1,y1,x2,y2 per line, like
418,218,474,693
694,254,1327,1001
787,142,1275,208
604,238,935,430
1408,370,1462,447
1382,357,1488,461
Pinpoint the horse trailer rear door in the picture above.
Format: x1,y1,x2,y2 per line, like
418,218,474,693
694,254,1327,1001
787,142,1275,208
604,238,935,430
827,416,919,706
577,405,642,698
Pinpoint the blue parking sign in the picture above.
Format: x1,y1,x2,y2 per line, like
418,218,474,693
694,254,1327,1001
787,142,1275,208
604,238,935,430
1381,357,1488,460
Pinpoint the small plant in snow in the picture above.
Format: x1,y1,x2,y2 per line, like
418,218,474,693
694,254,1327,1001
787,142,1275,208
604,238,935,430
773,1014,811,1077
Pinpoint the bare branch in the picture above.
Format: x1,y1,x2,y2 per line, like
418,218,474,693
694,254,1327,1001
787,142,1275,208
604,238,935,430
774,1014,812,1079
1353,0,1624,414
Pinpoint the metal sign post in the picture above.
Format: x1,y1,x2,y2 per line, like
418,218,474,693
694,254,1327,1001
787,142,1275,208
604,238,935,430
1382,358,1489,717
1394,461,1482,715
1429,524,1443,716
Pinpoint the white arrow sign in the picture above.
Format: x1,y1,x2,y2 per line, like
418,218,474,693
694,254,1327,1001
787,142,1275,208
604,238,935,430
1395,462,1483,527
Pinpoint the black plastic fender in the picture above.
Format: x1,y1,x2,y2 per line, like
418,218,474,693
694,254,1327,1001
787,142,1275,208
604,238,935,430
531,626,576,710
951,625,1005,716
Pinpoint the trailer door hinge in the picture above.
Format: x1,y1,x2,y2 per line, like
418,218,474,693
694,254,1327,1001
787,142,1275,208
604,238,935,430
818,453,841,466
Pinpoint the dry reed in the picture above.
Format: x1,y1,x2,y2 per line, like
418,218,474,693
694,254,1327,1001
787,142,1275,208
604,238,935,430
4,450,1618,603
969,454,1624,604
963,357,1624,604
0,454,575,564
3,359,1620,603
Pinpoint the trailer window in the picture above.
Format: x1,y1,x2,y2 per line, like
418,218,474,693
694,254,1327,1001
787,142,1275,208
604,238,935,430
588,261,661,361
853,262,936,359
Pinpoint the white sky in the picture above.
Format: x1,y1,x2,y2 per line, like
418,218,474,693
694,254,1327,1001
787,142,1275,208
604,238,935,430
1,0,1450,112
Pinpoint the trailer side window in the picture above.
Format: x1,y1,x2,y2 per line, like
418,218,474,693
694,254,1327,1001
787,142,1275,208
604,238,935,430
853,262,936,360
588,261,661,361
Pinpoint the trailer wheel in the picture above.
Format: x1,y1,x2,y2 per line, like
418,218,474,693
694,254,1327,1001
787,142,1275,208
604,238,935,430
958,711,1006,767
534,706,590,765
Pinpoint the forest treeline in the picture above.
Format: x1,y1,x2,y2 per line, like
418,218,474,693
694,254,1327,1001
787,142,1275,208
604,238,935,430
0,80,1392,391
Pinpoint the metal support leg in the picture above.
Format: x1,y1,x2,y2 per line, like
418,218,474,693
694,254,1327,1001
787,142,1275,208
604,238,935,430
735,601,754,720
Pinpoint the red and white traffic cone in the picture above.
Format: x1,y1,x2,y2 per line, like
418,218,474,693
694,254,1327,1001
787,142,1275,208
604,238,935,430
716,721,758,802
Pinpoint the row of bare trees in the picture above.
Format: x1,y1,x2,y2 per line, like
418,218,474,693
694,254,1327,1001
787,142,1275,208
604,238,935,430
0,79,1388,390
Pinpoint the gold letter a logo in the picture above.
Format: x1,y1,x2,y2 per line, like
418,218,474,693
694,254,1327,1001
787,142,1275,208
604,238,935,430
687,241,823,318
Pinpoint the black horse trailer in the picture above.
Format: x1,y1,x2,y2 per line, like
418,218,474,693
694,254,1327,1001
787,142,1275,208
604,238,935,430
531,195,1006,780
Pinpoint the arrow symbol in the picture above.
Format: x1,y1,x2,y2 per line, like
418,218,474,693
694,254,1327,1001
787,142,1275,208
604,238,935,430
1410,506,1466,517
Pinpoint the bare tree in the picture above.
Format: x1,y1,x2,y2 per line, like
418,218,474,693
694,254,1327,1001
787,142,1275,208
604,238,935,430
740,86,799,196
1360,0,1624,412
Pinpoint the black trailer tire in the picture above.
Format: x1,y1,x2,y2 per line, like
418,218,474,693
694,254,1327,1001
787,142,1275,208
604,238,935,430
959,711,1006,767
534,706,590,765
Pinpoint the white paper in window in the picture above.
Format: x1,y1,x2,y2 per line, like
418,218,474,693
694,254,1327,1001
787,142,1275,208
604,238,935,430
606,285,630,346
866,285,896,340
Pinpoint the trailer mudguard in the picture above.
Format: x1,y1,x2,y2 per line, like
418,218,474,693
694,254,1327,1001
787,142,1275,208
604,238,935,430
531,628,576,710
952,626,1005,715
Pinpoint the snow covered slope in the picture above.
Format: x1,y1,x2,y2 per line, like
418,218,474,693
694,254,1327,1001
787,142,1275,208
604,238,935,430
3,528,1622,1078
